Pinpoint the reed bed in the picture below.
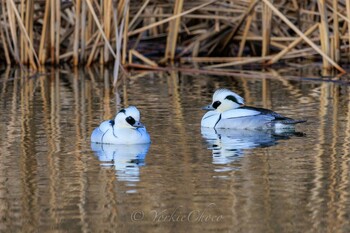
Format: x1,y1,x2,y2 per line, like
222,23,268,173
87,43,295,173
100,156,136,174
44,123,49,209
0,0,350,75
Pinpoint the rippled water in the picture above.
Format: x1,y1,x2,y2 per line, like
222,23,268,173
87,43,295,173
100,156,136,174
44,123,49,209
1,67,350,232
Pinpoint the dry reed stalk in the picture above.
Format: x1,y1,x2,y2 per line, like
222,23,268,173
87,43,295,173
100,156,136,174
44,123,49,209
201,43,343,68
346,0,350,58
219,0,259,53
128,0,151,30
164,0,184,62
86,4,93,44
20,0,25,63
176,25,228,58
0,0,349,71
85,29,101,48
269,41,288,50
329,36,334,68
234,35,322,42
129,49,158,67
0,22,11,65
317,0,331,69
332,0,339,62
113,2,121,83
181,57,247,63
204,56,272,68
319,23,326,58
80,0,87,62
145,7,158,36
113,0,129,85
291,0,298,10
8,0,39,69
25,0,35,67
261,0,345,73
192,41,200,58
122,2,129,65
86,0,116,59
39,0,50,64
1,1,15,58
262,0,273,57
331,8,350,24
73,0,81,66
55,0,61,64
138,13,243,22
128,0,216,37
86,32,102,67
6,0,20,64
238,8,253,57
215,11,220,32
156,6,164,33
103,0,112,63
267,23,319,65
50,0,55,64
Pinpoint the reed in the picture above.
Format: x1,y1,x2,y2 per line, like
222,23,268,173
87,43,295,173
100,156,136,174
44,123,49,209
0,0,349,74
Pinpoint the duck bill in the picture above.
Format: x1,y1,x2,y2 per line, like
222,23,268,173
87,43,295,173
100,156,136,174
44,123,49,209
133,121,145,128
202,104,215,110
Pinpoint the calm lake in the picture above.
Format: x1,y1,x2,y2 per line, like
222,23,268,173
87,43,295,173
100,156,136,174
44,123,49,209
1,66,350,232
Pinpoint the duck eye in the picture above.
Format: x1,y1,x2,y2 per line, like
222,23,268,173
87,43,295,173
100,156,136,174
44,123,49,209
212,101,221,109
126,116,136,126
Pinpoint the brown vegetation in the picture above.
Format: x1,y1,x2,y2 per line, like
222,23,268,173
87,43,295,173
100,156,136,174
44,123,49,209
0,0,349,74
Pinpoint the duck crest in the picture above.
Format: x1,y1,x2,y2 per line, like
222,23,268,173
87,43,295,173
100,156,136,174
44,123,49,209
225,95,240,104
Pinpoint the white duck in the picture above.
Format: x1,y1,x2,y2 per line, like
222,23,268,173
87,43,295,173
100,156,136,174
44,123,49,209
91,106,151,144
201,89,306,130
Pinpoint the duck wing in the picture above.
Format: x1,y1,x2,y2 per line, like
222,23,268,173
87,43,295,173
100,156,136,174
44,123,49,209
240,106,286,118
241,106,306,124
221,108,261,119
99,120,114,132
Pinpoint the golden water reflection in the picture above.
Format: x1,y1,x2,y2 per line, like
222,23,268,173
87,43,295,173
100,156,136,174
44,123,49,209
0,66,350,232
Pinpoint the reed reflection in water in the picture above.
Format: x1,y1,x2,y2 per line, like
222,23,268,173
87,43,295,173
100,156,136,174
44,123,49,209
0,66,350,232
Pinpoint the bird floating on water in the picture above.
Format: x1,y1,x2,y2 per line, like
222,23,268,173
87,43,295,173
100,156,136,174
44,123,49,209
201,88,306,130
91,106,151,144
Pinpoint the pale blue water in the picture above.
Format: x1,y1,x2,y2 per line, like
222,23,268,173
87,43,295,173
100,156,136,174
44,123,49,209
0,67,350,232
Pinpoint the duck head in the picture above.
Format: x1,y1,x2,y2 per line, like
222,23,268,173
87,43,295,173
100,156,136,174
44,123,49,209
114,106,144,128
202,89,244,112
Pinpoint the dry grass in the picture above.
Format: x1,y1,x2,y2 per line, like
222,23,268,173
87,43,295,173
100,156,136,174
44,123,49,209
0,0,349,75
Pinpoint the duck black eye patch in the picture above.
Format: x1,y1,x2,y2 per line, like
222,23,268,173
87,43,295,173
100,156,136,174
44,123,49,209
126,116,136,126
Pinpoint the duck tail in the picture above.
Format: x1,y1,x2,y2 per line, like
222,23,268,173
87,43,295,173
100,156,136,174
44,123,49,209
271,119,306,130
283,119,307,125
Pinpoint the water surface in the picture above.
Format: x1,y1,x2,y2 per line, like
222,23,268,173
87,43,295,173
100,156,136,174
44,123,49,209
0,67,350,232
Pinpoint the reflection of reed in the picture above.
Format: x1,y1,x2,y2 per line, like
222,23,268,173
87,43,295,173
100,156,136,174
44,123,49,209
309,82,328,230
20,72,39,231
340,87,350,225
0,68,19,231
166,71,196,212
262,78,271,109
307,82,350,231
103,69,112,119
0,67,123,231
2,68,350,231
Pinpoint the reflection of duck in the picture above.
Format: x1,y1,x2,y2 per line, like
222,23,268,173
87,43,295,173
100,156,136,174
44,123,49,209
201,89,306,130
91,143,150,182
201,128,303,167
91,106,151,144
